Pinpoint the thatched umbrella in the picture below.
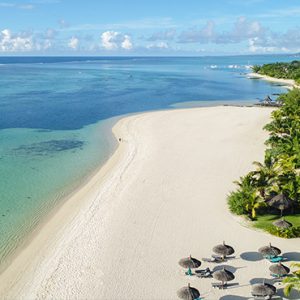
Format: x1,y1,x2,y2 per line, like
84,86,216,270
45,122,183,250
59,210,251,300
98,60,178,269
258,243,281,257
269,262,290,277
251,283,276,298
213,268,235,287
272,219,292,229
178,255,201,269
213,241,234,259
267,194,292,216
177,283,200,300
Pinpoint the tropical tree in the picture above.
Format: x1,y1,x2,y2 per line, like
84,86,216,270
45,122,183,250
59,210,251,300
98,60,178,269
227,73,300,237
250,154,276,199
283,263,300,296
228,175,265,219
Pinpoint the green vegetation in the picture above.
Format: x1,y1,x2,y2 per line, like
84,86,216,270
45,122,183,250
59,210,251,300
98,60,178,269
283,263,300,296
227,87,300,238
252,61,300,84
254,214,300,238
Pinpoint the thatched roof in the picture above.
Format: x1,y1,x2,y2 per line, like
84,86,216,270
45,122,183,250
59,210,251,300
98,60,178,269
178,255,201,269
258,243,281,256
251,283,276,297
212,241,235,257
177,284,200,300
269,263,290,276
272,219,292,229
213,268,235,283
267,194,292,210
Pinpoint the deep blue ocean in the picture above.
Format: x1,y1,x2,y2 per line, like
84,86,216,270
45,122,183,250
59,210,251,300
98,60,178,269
0,55,295,268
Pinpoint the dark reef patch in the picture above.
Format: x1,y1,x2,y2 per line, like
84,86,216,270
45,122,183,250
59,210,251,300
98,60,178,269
12,139,85,156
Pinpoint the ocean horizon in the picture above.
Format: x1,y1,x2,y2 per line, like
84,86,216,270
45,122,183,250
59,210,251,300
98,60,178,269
0,55,295,269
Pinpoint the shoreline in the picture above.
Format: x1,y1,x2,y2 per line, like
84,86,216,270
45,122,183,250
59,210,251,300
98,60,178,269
0,114,132,296
0,116,120,275
0,103,259,276
247,72,300,89
1,106,300,299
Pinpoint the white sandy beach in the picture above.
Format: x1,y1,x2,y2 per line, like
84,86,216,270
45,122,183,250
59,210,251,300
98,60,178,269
0,106,300,300
248,72,300,90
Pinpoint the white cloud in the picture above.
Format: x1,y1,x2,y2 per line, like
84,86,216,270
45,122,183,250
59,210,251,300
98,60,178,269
101,31,133,50
146,42,169,49
101,31,118,50
178,21,216,43
44,28,57,39
0,29,34,52
121,35,132,49
42,39,52,50
62,17,175,32
178,17,265,44
147,29,176,41
68,37,79,50
248,37,277,53
19,4,35,9
0,2,34,9
226,16,265,42
248,28,300,53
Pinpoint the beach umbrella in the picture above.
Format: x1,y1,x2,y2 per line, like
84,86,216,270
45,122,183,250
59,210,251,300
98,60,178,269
269,263,290,277
258,243,281,257
251,283,276,297
272,219,292,229
213,241,235,258
213,268,235,286
177,283,200,300
178,255,201,269
267,194,292,216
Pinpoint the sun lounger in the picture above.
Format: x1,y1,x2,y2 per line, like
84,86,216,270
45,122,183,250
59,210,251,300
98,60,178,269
212,254,224,260
252,295,273,300
196,272,212,278
195,268,211,274
202,256,223,263
270,273,286,278
212,282,227,289
268,256,284,263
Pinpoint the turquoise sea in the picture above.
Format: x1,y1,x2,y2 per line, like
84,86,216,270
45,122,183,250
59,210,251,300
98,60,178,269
0,55,295,268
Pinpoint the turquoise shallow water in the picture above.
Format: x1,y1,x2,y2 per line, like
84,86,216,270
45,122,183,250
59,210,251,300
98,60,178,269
0,118,117,267
0,55,295,267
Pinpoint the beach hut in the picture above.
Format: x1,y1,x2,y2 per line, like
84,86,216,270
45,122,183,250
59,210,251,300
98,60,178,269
258,243,281,257
269,262,290,277
267,194,292,216
177,283,200,300
213,268,235,287
212,241,235,259
251,282,276,299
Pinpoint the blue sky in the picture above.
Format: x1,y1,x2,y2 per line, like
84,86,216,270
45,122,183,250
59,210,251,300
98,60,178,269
1,0,300,55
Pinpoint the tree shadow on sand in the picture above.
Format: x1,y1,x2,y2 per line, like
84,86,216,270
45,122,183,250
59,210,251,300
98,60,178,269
219,296,248,300
277,287,300,299
283,252,300,262
240,251,263,262
249,278,275,285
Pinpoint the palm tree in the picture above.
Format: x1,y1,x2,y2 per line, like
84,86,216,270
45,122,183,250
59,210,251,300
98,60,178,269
269,155,300,213
245,191,265,219
251,156,276,199
233,175,265,219
283,263,300,296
